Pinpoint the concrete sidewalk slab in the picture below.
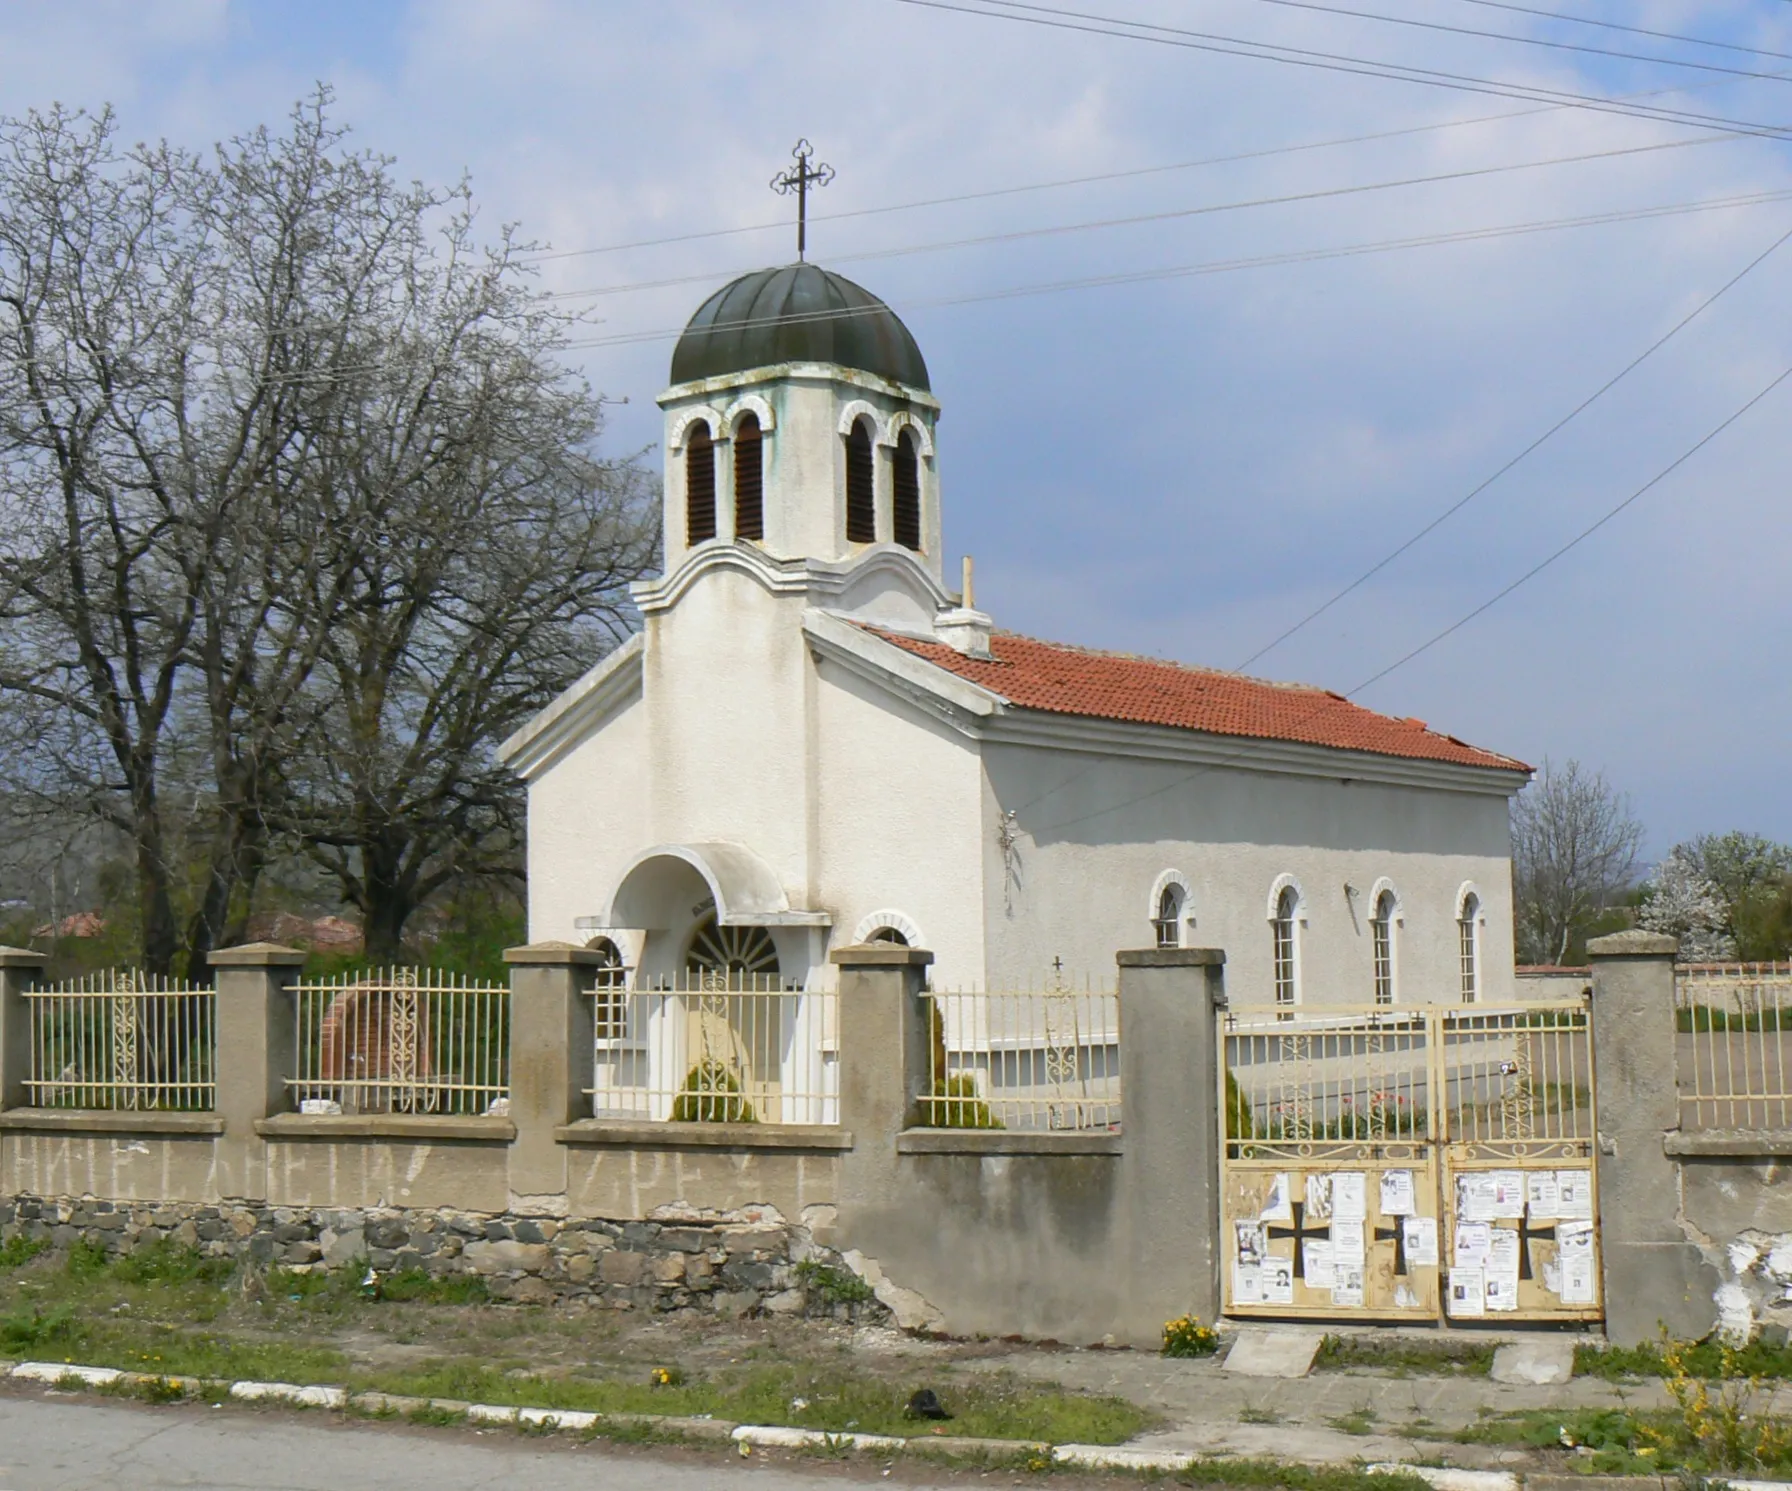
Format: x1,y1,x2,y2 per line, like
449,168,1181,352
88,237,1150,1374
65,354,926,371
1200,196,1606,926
1490,1339,1575,1386
1222,1328,1323,1377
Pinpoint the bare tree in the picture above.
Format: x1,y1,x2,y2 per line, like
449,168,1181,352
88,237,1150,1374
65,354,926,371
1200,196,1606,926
1511,758,1645,966
0,93,656,971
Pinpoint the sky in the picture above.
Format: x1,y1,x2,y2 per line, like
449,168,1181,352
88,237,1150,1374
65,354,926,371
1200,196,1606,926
4,0,1790,858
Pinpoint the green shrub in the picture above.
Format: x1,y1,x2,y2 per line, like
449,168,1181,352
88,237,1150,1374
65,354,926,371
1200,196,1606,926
0,1235,49,1270
794,1258,875,1305
670,1061,756,1123
1225,1071,1254,1141
1162,1315,1220,1358
1,1302,77,1351
919,1074,1003,1129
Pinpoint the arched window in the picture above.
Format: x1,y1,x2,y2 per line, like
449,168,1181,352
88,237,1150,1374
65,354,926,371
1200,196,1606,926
586,936,627,1040
686,915,779,979
844,417,875,544
868,926,909,946
1371,890,1397,1006
1458,893,1481,1004
734,412,763,542
893,427,922,552
1153,884,1184,948
686,422,716,545
1272,885,1300,1010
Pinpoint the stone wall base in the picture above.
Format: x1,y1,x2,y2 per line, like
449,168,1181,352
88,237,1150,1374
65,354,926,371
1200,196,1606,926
0,1194,889,1324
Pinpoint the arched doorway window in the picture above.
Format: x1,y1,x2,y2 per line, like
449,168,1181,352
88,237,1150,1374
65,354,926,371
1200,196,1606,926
685,916,779,979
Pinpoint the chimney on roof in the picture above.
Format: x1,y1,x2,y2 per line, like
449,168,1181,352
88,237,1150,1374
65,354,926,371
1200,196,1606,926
936,557,993,658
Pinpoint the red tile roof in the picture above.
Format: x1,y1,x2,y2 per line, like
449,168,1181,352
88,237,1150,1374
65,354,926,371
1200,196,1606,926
864,627,1530,774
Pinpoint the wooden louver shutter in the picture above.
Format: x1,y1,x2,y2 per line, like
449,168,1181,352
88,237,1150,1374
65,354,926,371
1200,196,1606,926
734,414,763,541
686,424,716,545
845,420,875,544
893,429,921,552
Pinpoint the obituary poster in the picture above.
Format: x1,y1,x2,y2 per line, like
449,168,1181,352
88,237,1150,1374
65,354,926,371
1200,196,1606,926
1556,1171,1594,1219
1379,1169,1416,1217
1403,1216,1439,1268
1331,1172,1367,1223
1448,1267,1486,1317
1262,1257,1295,1306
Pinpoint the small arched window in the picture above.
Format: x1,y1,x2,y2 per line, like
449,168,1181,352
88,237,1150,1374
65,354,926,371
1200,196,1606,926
893,427,922,552
1458,893,1481,1004
844,417,876,544
586,937,627,1040
734,413,763,542
1272,885,1300,1011
686,422,716,545
868,926,909,946
1153,884,1184,948
1371,890,1397,1006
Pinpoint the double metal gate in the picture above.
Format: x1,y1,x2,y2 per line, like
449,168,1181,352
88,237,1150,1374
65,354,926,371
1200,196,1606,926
1220,999,1600,1324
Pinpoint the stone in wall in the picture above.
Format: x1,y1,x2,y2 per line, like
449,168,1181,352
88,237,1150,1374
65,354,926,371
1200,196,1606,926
0,1194,889,1326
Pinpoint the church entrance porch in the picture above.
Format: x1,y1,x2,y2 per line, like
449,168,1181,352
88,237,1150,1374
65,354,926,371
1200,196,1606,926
1219,998,1601,1326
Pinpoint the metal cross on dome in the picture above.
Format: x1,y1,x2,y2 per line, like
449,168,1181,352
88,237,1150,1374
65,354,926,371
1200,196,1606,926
770,139,835,261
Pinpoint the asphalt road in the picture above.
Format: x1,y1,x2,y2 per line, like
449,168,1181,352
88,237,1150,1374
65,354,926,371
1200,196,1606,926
0,1393,939,1490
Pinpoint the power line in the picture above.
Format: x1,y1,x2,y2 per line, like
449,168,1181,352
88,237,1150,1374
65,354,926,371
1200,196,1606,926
1234,216,1792,671
545,132,1733,304
1449,0,1792,65
898,0,1792,142
561,186,1792,352
1228,0,1792,85
1022,358,1792,836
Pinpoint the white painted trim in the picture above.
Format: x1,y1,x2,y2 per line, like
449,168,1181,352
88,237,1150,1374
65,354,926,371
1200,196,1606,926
803,609,1005,726
885,408,935,458
852,908,925,946
668,406,724,451
633,543,955,615
836,399,890,445
1148,869,1193,947
1455,880,1484,921
1266,873,1306,922
724,392,775,434
1368,876,1404,923
658,361,939,412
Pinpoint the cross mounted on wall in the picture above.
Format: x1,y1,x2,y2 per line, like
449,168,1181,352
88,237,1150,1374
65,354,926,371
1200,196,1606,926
770,139,835,261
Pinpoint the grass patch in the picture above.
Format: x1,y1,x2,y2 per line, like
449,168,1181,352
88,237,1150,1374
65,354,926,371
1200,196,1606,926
1327,1405,1378,1436
1,1301,77,1351
792,1259,873,1306
1174,1460,1432,1490
1237,1405,1282,1425
0,1235,50,1271
1576,1338,1792,1380
1316,1334,1493,1377
1458,1404,1792,1478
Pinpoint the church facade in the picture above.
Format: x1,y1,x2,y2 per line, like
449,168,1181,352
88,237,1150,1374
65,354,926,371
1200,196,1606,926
501,264,1531,1005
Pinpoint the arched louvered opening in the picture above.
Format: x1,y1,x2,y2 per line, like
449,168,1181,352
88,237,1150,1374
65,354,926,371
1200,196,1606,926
734,413,764,542
685,423,717,545
893,427,922,552
844,417,875,544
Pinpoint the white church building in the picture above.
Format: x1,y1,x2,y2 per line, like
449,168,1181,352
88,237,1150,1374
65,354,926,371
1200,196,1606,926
501,264,1531,1007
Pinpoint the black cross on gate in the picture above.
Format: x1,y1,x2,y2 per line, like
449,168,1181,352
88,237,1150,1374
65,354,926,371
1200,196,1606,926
769,139,835,261
1515,1213,1556,1282
1373,1220,1409,1277
1266,1201,1327,1281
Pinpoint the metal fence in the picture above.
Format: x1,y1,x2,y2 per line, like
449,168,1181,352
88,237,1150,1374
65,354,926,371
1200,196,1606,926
25,971,216,1111
919,979,1121,1132
289,968,509,1116
588,972,839,1125
1675,963,1792,1129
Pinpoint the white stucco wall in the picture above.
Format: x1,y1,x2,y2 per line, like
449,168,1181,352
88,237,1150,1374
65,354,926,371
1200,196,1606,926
976,740,1517,1005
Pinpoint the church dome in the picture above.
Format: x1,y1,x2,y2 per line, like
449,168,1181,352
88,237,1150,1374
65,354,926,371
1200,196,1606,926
670,264,930,391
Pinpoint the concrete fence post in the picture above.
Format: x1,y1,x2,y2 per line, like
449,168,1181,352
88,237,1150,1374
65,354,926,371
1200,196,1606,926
0,946,49,1112
1588,928,1717,1345
209,942,308,1202
1116,948,1227,1342
504,942,603,1205
832,943,932,1226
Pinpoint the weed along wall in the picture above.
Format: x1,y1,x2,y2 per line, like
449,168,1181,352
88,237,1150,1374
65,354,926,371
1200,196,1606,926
0,941,1229,1346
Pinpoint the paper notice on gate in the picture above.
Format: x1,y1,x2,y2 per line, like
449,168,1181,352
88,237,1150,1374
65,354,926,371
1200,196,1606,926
1305,1172,1334,1221
1379,1169,1416,1217
1331,1264,1365,1308
1561,1255,1597,1305
1263,1256,1295,1306
1490,1171,1525,1217
1235,1220,1266,1266
1457,1173,1499,1223
1331,1172,1367,1222
1556,1219,1595,1258
1453,1221,1492,1268
1543,1259,1562,1296
1485,1270,1519,1312
1448,1267,1486,1317
1330,1219,1366,1267
1233,1262,1264,1306
1260,1172,1293,1223
1404,1215,1439,1268
1526,1171,1561,1219
1556,1171,1593,1219
1303,1240,1336,1290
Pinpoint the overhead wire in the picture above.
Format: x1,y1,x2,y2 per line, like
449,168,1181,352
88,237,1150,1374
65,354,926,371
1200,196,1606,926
544,132,1737,305
897,0,1792,142
560,186,1792,352
1020,356,1792,836
1234,216,1792,670
1448,0,1792,65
